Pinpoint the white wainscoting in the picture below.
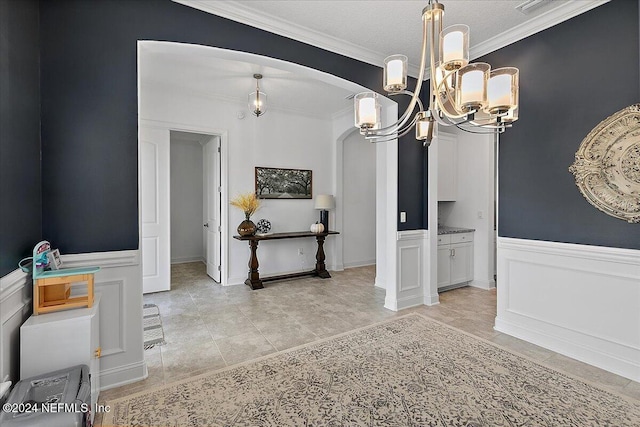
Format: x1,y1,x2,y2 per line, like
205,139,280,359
61,250,146,390
391,230,430,311
496,237,640,382
0,269,31,383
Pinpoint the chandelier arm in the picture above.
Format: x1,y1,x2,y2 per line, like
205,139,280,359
376,91,422,133
427,2,441,113
454,123,506,134
386,13,429,132
364,93,424,136
364,115,420,143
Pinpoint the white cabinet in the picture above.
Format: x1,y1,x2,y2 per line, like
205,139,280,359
21,295,101,414
437,233,473,289
437,133,458,201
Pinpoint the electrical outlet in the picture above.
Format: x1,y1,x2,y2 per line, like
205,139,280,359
477,210,484,219
400,212,407,223
298,248,304,255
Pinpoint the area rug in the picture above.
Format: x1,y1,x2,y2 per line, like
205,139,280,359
102,314,640,426
142,304,165,350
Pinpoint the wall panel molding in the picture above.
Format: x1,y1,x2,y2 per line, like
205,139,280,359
0,270,31,383
496,237,640,382
59,250,144,390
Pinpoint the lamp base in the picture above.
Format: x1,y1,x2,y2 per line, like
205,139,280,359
319,210,329,232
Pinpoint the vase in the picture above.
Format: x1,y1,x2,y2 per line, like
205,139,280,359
238,218,256,236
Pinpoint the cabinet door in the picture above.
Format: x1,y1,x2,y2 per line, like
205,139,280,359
450,242,473,284
437,246,452,288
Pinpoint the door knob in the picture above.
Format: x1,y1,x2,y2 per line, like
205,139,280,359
204,223,209,227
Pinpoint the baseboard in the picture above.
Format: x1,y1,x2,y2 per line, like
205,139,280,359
470,279,495,290
495,317,640,383
386,294,423,312
171,257,205,265
423,293,440,306
99,359,148,391
343,260,375,269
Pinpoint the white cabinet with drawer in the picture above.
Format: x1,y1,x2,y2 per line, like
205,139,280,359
437,232,473,289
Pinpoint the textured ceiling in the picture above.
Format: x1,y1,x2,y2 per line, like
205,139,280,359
178,0,608,75
144,1,608,118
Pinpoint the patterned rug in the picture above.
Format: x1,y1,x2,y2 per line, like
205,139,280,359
102,314,640,426
142,304,165,350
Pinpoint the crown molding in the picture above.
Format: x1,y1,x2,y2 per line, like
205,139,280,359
175,0,608,80
173,0,386,70
469,0,610,60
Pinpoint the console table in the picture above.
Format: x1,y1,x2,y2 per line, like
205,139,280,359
233,231,339,289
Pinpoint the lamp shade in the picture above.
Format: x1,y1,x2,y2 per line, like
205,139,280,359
314,194,335,210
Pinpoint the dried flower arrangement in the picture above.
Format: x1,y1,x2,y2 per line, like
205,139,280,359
230,192,261,220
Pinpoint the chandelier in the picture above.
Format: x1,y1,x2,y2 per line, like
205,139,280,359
354,0,519,146
249,73,267,117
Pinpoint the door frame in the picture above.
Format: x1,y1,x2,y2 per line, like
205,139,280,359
203,135,222,282
139,118,229,287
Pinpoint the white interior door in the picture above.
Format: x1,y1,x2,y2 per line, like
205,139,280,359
204,136,221,282
140,126,171,293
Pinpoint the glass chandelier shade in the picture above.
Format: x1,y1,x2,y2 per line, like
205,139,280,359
354,92,381,129
249,74,267,117
353,0,520,146
384,55,408,92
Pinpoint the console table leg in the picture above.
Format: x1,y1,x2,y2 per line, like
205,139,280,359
245,240,263,289
315,235,331,279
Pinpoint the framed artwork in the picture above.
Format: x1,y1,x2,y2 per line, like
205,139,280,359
255,167,312,199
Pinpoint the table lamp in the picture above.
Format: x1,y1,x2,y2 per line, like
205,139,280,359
314,194,335,232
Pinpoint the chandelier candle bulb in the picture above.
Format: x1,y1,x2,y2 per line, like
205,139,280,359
384,55,408,92
355,93,380,128
440,25,469,70
458,63,490,111
487,67,519,113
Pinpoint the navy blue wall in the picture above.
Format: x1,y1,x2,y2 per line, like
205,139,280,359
481,0,640,249
38,0,397,255
0,0,42,277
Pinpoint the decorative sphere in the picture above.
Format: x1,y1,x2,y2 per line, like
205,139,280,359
256,218,271,234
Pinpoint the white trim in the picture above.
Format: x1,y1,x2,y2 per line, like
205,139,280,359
60,250,140,269
171,256,206,265
99,360,148,391
470,1,609,60
0,268,29,302
498,236,640,266
139,117,230,287
175,0,608,79
397,229,429,241
496,236,640,382
470,279,495,290
343,260,376,269
173,0,386,70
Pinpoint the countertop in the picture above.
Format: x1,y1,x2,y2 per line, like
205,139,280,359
438,226,475,235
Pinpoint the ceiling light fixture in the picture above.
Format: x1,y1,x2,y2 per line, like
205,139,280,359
249,73,267,117
354,0,519,146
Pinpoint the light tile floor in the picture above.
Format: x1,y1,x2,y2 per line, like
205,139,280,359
97,262,639,423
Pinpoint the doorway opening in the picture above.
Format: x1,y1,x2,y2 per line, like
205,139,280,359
170,131,222,283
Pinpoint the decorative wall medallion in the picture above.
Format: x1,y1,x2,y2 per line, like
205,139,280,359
569,104,640,223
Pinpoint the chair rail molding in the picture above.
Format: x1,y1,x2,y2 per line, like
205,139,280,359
496,236,640,382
